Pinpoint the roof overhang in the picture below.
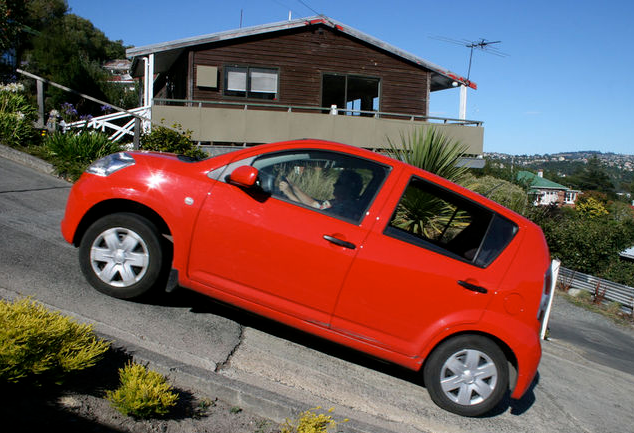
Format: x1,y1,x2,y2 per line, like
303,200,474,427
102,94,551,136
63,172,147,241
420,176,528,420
126,15,476,91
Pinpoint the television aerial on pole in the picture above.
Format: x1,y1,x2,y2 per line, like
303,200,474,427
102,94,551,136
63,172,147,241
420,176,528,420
430,36,508,119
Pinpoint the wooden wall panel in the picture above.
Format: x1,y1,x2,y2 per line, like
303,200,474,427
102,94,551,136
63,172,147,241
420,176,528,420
166,25,429,116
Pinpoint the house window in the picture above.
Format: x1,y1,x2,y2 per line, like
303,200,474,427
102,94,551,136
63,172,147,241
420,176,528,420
322,74,380,116
224,66,278,100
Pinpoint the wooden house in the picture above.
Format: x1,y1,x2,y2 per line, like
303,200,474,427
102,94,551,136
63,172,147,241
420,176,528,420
126,16,483,153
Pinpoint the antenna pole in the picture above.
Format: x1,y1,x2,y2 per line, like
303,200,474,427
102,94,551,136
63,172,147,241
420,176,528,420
467,46,475,81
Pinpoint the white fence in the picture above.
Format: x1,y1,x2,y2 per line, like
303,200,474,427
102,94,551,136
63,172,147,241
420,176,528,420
558,266,634,314
66,106,151,142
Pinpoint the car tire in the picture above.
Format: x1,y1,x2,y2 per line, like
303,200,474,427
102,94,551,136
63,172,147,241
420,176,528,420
423,335,508,417
79,213,168,300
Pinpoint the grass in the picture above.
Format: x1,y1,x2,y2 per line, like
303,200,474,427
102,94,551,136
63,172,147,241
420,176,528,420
558,290,634,328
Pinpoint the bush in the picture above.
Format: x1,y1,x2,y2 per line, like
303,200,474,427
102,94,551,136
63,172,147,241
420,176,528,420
280,407,347,433
0,297,110,384
140,120,207,159
461,173,529,215
106,361,178,418
44,129,124,180
535,207,634,284
0,83,38,148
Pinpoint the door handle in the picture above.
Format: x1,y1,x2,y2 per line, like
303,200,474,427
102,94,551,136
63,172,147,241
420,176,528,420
323,235,356,250
458,280,488,294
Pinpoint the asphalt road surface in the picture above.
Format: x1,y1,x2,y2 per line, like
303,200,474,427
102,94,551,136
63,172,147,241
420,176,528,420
1,152,634,433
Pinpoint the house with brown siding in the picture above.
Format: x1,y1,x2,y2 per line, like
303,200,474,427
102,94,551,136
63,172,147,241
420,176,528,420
126,16,484,154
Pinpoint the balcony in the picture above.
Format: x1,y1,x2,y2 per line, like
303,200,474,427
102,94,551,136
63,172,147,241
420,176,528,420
152,99,484,155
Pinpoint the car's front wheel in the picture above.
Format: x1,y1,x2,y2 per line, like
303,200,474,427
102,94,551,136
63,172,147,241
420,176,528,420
79,213,168,299
423,335,508,416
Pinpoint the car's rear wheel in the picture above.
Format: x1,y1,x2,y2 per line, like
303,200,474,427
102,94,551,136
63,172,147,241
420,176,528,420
423,335,508,416
79,213,167,299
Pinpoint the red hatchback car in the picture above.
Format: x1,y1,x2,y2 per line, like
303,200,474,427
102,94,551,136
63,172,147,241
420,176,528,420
61,139,553,416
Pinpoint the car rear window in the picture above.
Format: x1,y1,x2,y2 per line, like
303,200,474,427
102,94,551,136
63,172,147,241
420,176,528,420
384,176,518,267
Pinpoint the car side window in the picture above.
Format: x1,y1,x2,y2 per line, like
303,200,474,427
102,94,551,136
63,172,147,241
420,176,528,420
252,150,389,224
384,176,517,267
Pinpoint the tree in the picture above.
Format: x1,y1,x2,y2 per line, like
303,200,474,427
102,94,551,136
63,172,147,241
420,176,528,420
25,13,127,113
1,0,68,80
0,0,27,79
567,156,615,194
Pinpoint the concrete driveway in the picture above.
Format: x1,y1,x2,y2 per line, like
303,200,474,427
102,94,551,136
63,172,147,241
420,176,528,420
1,150,633,433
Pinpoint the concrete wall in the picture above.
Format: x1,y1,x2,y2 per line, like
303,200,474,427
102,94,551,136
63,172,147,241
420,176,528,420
153,105,484,154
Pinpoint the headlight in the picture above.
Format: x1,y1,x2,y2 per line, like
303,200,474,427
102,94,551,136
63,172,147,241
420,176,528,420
86,152,135,176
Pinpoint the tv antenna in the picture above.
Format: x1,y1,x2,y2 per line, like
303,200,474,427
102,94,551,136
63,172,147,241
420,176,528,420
430,36,508,81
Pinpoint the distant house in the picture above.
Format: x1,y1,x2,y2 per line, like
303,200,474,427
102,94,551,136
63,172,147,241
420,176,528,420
124,16,484,153
517,170,579,206
103,59,136,92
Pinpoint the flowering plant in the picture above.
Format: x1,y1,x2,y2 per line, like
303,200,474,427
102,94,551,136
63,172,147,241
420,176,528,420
0,82,37,147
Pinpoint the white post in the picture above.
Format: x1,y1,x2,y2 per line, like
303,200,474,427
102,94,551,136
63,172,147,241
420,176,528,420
142,54,154,131
459,84,467,120
147,53,154,111
540,259,560,340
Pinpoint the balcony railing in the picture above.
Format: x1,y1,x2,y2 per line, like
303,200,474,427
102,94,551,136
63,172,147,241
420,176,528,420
154,98,483,126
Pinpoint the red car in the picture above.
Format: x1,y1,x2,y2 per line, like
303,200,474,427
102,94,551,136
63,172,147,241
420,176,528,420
61,139,553,416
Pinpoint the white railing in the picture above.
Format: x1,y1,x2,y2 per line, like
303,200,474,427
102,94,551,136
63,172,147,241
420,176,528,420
66,106,151,141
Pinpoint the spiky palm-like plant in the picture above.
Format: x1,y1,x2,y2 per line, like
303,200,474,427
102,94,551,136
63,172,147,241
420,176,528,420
386,126,470,182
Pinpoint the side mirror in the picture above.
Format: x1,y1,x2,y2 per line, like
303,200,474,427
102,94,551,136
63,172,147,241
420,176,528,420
228,165,258,188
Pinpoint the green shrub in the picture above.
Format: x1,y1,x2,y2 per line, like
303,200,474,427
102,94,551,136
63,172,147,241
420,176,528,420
280,407,347,433
0,83,38,148
44,129,124,180
140,120,207,159
106,361,178,418
535,207,634,282
461,173,529,215
0,297,110,384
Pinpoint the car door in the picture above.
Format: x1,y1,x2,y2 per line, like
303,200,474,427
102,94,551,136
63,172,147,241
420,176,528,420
187,149,391,327
331,172,518,358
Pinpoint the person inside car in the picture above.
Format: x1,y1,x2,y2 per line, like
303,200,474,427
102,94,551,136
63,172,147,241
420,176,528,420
279,169,363,219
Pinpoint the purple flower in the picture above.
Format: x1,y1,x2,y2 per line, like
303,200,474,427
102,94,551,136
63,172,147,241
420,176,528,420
61,102,78,117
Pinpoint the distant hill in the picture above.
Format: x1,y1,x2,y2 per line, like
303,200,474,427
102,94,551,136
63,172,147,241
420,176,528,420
483,151,634,193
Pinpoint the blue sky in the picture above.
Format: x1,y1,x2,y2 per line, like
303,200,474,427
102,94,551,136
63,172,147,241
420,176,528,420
67,0,634,156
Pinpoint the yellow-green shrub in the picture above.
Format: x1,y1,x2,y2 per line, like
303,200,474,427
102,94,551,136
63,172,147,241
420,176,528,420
280,407,348,433
0,297,110,383
106,361,178,418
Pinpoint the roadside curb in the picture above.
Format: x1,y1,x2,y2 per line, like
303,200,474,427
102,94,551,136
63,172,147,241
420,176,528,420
0,143,55,175
117,337,398,433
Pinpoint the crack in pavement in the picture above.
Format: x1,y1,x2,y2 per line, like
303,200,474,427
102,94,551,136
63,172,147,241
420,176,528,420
0,186,71,194
215,324,244,373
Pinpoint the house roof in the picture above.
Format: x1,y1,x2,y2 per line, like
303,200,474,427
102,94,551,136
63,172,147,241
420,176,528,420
517,171,571,191
126,15,476,91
